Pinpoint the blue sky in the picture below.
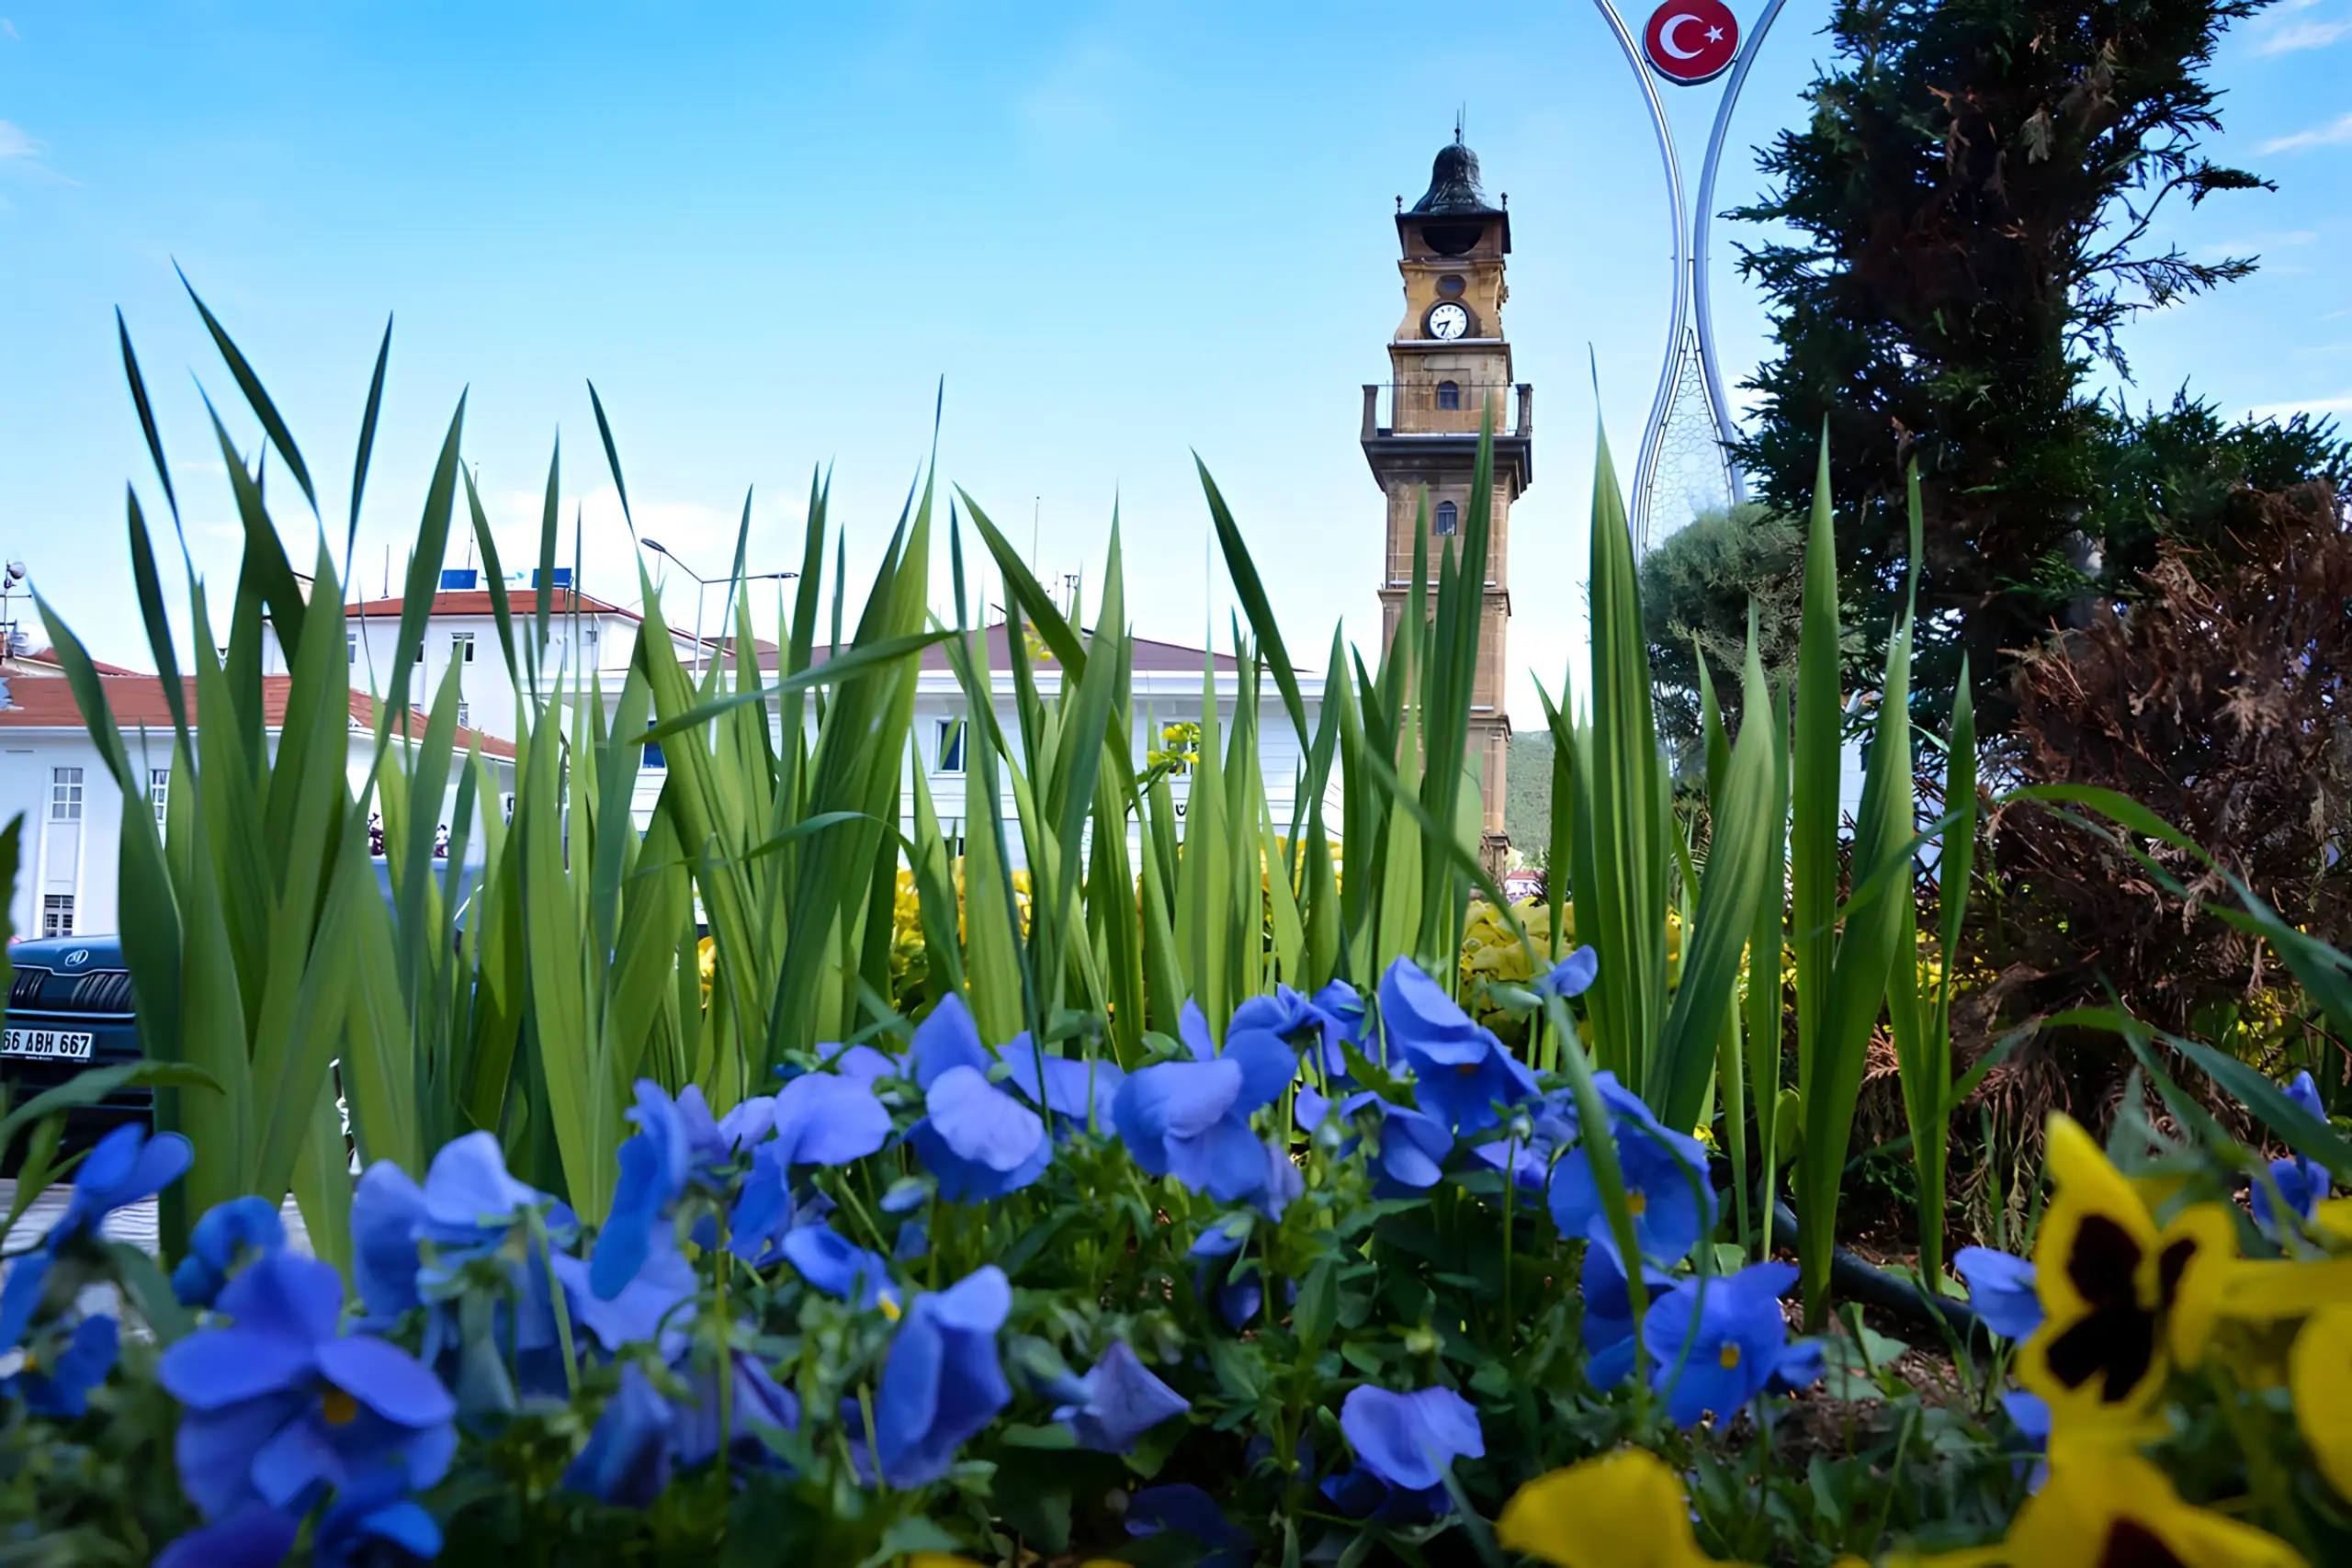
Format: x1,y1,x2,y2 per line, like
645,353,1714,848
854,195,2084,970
2,0,2346,723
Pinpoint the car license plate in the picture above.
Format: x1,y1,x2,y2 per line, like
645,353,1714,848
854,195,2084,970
2,1027,95,1061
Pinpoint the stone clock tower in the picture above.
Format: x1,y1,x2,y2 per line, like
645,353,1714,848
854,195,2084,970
1361,130,1532,868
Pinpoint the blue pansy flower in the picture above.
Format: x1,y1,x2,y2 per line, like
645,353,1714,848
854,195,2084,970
769,1069,893,1168
357,1139,688,1400
872,1265,1012,1486
174,1196,289,1309
154,1504,302,1568
2252,1070,2332,1236
414,1133,572,1258
1377,957,1536,1134
1,1122,192,1351
1000,1035,1125,1136
156,1251,458,1518
1548,1072,1716,1266
8,1312,118,1416
726,1142,829,1268
2003,1390,2052,1449
1113,1001,1295,1204
57,1121,196,1239
1770,1334,1829,1393
1053,1339,1190,1454
1329,1383,1485,1519
1309,979,1374,1075
1470,1096,1577,1192
564,1361,673,1506
1579,1229,1670,1392
671,1347,801,1470
1537,946,1600,999
910,1066,1052,1202
2002,1390,2052,1490
591,1082,695,1302
312,1468,444,1566
1322,1464,1453,1526
784,1225,901,1315
815,1040,902,1084
1953,1247,2043,1341
1641,1260,1801,1427
906,998,1052,1202
1230,984,1359,1086
1334,1089,1455,1195
351,1161,430,1322
1125,1483,1253,1568
723,1067,894,1258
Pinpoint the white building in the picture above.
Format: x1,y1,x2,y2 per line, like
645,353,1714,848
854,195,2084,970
0,670,514,939
265,570,711,747
621,624,1319,863
285,571,1321,865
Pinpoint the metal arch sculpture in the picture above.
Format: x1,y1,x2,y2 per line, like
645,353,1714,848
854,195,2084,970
1589,0,1791,550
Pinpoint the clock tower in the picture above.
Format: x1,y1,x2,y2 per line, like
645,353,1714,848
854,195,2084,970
1361,130,1532,870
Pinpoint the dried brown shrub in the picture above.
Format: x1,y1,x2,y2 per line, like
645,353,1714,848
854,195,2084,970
1983,479,2352,1040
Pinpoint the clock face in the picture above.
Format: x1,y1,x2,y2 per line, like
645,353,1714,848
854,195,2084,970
1427,302,1470,340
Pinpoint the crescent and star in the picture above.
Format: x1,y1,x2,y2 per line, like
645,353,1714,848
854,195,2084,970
1657,12,1726,60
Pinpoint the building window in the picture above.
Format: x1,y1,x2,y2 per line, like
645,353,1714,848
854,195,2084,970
456,702,470,728
1436,379,1461,411
41,895,74,938
150,767,171,825
346,632,358,664
451,631,476,664
50,766,82,821
1434,500,1459,536
935,717,967,774
644,719,665,771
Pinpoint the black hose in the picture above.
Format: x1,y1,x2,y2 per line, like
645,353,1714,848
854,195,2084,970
1768,1199,1994,1357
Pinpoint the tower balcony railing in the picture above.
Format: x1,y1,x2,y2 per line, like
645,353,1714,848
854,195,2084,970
1363,381,1532,440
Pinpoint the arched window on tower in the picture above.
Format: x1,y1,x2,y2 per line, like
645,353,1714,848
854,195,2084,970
1434,500,1459,536
1435,379,1461,411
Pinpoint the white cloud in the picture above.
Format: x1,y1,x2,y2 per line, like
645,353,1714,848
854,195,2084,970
2256,14,2352,54
2246,390,2352,420
2193,229,2316,258
1017,39,1134,143
0,120,37,161
2261,111,2352,152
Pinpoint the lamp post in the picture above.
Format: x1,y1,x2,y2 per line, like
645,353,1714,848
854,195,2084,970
639,539,797,678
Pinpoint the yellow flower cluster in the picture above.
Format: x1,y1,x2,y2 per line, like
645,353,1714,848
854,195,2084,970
1498,1113,2352,1567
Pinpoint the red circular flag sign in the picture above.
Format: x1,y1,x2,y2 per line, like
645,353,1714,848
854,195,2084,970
1643,0,1739,84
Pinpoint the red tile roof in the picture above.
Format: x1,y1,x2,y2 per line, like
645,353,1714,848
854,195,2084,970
805,623,1240,674
0,675,516,760
16,648,145,678
346,589,638,621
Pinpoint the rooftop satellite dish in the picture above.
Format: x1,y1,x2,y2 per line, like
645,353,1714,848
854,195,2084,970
4,562,24,583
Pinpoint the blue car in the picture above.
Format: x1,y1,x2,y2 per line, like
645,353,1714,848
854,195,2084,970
0,860,482,1161
0,933,145,1155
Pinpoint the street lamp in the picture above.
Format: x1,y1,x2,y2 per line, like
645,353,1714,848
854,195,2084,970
639,539,797,677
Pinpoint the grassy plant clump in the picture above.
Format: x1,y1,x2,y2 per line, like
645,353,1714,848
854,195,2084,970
3,297,2347,1564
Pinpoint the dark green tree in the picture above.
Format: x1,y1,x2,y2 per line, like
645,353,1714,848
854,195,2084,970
1732,0,2275,725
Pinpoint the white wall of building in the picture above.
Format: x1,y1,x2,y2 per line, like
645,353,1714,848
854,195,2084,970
0,725,506,940
619,668,1318,870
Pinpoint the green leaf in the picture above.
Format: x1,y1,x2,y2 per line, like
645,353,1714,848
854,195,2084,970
107,1240,196,1345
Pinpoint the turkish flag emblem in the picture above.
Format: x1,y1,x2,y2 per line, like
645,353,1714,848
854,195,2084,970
1643,0,1739,85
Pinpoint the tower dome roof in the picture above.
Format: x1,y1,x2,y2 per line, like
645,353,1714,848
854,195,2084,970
1410,136,1499,216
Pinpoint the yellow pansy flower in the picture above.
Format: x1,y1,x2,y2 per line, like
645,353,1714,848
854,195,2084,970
1497,1449,1754,1568
2016,1115,2237,1428
2291,1302,2352,1501
1897,1442,2305,1567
